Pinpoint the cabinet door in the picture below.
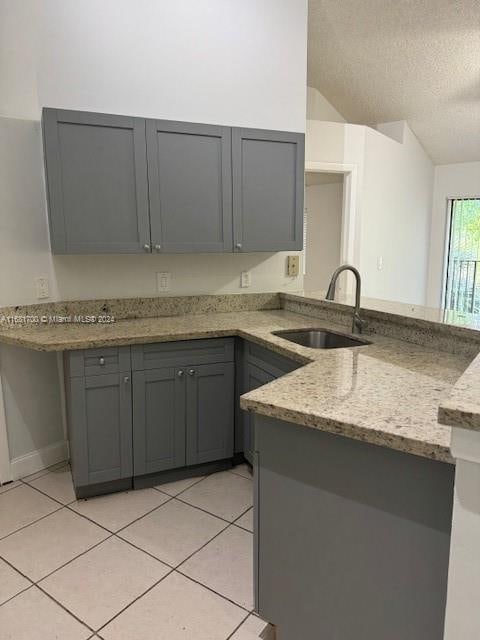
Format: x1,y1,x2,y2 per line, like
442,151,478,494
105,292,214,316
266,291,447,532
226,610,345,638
69,373,132,487
186,362,234,466
133,367,186,475
232,127,305,252
243,363,274,464
43,109,150,254
146,120,233,253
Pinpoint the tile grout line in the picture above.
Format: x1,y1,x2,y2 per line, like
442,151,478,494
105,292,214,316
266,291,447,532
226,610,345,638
175,568,254,615
174,493,252,525
152,472,210,498
225,611,252,640
94,567,177,636
2,468,255,633
229,468,253,481
108,494,176,536
0,503,64,542
0,583,33,609
94,520,251,632
35,581,96,635
34,532,115,585
19,477,76,508
38,564,175,637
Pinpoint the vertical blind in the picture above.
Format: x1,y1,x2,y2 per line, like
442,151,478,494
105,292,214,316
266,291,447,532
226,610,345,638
444,198,480,314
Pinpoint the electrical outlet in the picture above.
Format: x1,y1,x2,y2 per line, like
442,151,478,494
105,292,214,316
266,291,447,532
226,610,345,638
377,256,384,271
156,272,171,292
240,271,251,288
287,255,300,277
34,276,50,299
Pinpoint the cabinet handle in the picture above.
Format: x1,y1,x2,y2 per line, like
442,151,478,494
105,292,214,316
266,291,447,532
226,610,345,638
177,370,184,377
154,244,161,252
99,357,105,366
235,243,242,250
143,244,151,252
123,376,130,383
188,369,195,376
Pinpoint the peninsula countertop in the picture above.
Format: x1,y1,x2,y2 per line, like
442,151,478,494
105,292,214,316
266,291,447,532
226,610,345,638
0,308,471,464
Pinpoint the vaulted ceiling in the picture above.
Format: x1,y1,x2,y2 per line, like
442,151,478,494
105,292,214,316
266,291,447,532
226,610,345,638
308,0,480,164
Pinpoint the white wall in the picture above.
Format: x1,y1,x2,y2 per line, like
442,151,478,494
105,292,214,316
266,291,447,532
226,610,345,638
0,0,308,471
304,180,343,290
0,118,63,466
306,119,366,274
306,120,434,305
360,123,434,305
1,0,307,132
306,86,345,123
426,162,480,308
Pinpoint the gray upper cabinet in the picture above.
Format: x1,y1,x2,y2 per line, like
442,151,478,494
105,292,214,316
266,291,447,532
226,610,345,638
43,108,304,255
232,127,305,252
146,120,233,253
42,109,150,254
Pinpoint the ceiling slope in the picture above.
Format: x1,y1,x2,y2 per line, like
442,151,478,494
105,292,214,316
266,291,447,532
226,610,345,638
308,0,480,164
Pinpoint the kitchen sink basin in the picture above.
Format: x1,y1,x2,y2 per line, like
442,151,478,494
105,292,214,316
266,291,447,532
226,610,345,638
272,328,371,349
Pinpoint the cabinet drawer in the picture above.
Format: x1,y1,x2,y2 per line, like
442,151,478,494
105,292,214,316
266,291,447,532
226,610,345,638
65,346,132,377
244,340,298,378
131,338,234,370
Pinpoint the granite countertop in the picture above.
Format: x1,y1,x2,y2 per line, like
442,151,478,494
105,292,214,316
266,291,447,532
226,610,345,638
289,289,480,331
0,308,471,463
439,354,480,432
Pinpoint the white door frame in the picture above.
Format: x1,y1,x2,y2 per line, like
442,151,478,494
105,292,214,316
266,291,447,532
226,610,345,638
305,161,360,293
0,373,12,484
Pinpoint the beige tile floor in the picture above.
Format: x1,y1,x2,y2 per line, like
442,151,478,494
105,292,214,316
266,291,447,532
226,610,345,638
0,462,272,639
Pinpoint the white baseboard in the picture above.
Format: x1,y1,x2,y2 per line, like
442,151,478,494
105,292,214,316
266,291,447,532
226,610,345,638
10,439,69,480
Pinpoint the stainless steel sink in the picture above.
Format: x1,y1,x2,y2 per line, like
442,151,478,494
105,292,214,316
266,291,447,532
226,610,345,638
272,328,371,349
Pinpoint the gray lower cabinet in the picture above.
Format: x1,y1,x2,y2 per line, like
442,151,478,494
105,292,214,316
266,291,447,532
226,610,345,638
240,341,299,464
243,363,274,463
67,372,133,488
254,415,454,640
186,362,235,465
43,109,150,254
132,367,186,476
132,362,235,476
232,127,305,252
146,120,233,253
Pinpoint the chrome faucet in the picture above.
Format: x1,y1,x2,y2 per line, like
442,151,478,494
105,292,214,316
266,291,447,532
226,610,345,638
325,264,365,334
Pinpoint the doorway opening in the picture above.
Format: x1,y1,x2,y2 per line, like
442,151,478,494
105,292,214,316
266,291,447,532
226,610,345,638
444,197,480,315
303,162,358,296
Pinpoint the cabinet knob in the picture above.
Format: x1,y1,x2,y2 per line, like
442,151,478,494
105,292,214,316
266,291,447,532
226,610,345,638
188,369,195,376
235,243,242,250
143,244,151,252
123,376,130,383
177,370,184,377
99,357,105,366
154,244,162,252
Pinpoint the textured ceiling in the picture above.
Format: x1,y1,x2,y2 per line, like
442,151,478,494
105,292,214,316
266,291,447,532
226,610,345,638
308,0,480,164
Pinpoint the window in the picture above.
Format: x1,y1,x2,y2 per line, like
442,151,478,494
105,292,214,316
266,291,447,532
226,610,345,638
444,198,480,314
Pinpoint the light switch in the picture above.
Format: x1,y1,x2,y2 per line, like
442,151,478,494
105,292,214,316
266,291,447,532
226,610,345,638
156,272,171,291
240,271,251,288
287,255,300,277
34,276,50,299
377,256,384,271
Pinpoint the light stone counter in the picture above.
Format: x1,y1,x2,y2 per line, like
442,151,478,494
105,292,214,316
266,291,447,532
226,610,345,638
439,354,480,432
0,306,471,464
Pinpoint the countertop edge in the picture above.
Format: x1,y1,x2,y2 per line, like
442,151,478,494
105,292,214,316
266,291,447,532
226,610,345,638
240,397,454,465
